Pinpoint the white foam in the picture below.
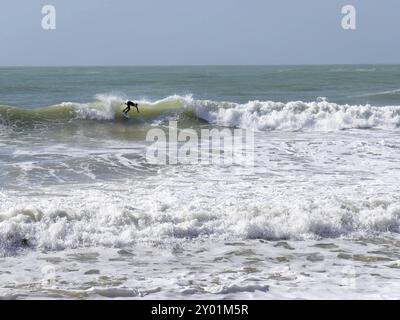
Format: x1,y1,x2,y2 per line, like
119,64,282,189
71,94,125,121
187,98,400,131
1,181,400,255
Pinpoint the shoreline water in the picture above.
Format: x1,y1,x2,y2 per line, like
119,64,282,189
1,238,400,299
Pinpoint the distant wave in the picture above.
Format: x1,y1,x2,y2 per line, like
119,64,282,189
352,89,400,99
355,67,377,72
329,67,377,73
2,94,400,132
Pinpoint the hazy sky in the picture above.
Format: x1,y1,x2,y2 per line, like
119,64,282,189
1,0,399,65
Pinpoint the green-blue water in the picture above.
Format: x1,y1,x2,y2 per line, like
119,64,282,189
1,65,400,108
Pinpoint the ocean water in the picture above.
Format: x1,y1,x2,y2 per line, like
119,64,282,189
1,65,400,299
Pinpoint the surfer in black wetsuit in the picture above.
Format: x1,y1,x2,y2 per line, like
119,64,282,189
123,101,139,116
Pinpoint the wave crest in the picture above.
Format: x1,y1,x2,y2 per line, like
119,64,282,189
2,94,400,131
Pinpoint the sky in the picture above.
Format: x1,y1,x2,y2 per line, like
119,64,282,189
0,0,399,66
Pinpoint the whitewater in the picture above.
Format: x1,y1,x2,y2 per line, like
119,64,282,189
1,66,400,299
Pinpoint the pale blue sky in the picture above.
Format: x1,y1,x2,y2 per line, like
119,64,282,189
1,0,399,66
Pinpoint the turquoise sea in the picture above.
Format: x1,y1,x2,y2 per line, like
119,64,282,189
1,65,400,107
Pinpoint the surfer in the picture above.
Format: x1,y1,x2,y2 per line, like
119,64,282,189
123,101,139,116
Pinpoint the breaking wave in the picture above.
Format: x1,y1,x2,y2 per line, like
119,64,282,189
1,192,400,255
1,94,400,131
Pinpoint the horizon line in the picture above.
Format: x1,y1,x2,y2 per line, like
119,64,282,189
1,63,400,68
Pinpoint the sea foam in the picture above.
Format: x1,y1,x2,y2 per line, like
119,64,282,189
186,98,400,131
1,185,400,256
